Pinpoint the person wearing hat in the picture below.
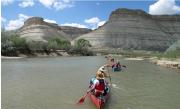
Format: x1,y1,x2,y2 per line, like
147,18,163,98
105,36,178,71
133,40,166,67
110,58,117,68
97,65,108,77
89,65,108,87
90,71,107,97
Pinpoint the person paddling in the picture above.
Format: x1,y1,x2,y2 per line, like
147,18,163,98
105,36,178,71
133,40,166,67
77,69,110,104
114,61,122,69
106,58,126,71
98,65,108,77
89,71,108,97
89,65,108,87
106,58,116,68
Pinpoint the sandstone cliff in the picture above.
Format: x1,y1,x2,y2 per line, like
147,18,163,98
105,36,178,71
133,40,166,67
76,8,180,51
18,17,91,42
60,26,91,39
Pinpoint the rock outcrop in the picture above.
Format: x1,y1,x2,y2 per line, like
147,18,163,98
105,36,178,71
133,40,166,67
18,17,91,42
60,26,92,39
76,8,180,51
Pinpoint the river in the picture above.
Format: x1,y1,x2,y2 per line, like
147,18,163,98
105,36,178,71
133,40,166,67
2,56,180,109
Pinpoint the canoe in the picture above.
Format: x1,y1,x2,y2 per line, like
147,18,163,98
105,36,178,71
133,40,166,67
89,90,110,109
112,67,121,72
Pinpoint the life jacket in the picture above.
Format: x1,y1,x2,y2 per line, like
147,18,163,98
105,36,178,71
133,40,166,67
95,79,105,92
116,63,121,68
90,77,96,84
112,63,116,68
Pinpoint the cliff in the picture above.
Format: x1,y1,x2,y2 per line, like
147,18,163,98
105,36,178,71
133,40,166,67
18,17,91,42
60,26,91,39
76,8,180,51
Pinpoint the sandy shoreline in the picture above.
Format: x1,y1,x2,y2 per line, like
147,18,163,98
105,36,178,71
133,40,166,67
150,58,180,69
1,56,25,59
124,56,180,69
124,57,144,61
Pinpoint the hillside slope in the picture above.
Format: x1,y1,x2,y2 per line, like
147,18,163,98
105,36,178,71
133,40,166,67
76,8,180,51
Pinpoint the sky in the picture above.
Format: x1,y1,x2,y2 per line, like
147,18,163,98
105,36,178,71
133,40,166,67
1,0,180,30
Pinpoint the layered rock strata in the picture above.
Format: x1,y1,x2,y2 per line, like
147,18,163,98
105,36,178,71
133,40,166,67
60,26,91,39
18,17,91,41
76,8,180,51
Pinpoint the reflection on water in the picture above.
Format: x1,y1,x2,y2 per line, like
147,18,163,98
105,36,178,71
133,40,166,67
2,56,180,109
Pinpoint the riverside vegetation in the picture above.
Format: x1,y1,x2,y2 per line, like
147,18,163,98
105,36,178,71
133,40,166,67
1,30,93,57
2,29,180,58
1,30,180,69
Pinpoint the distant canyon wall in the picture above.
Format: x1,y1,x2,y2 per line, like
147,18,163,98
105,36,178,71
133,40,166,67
17,8,180,52
18,17,91,42
77,8,180,51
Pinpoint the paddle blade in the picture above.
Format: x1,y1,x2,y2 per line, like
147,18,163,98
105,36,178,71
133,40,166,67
122,65,126,68
77,97,85,104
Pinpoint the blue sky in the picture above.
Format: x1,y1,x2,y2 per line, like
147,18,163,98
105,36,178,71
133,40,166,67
1,0,180,30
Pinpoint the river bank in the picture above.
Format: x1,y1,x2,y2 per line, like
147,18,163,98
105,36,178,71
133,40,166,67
97,48,180,70
1,56,25,59
1,51,69,59
2,50,180,70
1,48,95,58
125,57,180,70
105,53,180,70
149,57,180,69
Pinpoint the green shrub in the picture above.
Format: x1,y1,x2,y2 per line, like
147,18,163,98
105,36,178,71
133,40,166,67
165,39,180,58
27,41,47,52
1,40,17,56
47,37,71,50
75,38,91,49
10,35,29,52
68,38,93,56
60,40,71,50
47,40,59,50
68,46,94,56
1,31,30,55
164,48,180,58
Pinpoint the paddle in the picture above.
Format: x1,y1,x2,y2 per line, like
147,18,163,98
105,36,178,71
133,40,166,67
77,89,91,104
122,65,127,68
106,66,112,85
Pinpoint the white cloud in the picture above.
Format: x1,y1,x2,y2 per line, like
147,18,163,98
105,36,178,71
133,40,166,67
38,0,73,10
85,17,100,25
5,14,30,30
53,1,73,10
85,17,106,29
19,0,34,8
19,14,29,20
1,0,14,6
149,0,180,15
44,19,57,23
1,17,7,23
61,23,88,28
39,0,55,8
98,21,106,27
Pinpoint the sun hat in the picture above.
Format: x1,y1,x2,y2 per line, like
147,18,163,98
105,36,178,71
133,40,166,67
98,66,106,72
96,71,105,79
